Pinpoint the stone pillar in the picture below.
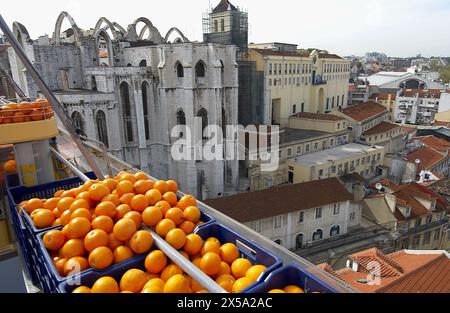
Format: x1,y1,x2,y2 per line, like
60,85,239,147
132,79,150,173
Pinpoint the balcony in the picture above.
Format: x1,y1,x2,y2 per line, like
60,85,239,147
397,217,448,236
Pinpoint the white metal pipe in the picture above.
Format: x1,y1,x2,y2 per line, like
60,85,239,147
50,147,90,183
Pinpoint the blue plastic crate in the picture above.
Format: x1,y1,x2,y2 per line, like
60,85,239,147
194,223,282,292
246,264,337,293
57,254,147,293
5,173,19,188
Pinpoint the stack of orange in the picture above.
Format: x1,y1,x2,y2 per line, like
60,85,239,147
0,98,54,125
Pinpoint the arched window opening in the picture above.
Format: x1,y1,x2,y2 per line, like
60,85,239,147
312,229,323,241
127,63,132,67
91,76,97,91
197,108,208,139
96,110,109,148
176,62,184,78
195,61,206,78
96,31,112,67
221,107,227,138
176,110,186,138
139,59,147,67
295,234,303,249
71,111,84,133
120,82,133,142
142,82,150,140
330,225,340,237
274,239,283,246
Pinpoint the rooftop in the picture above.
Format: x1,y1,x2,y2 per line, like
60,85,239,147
293,142,383,166
290,112,345,122
341,100,387,122
362,121,400,136
369,92,397,101
332,249,450,293
251,48,309,58
418,135,450,153
204,178,352,223
278,128,335,145
366,71,413,86
405,146,446,173
212,0,237,13
401,89,449,98
318,53,343,60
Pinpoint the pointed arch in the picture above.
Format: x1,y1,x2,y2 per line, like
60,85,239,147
93,17,122,40
134,17,164,43
164,27,190,43
141,81,150,140
95,110,109,148
94,28,114,67
71,111,84,133
120,81,134,142
197,108,208,138
195,60,206,78
12,22,31,46
112,22,127,35
175,61,184,78
53,11,83,45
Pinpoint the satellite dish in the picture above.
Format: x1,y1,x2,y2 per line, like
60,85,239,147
375,183,383,191
415,159,421,164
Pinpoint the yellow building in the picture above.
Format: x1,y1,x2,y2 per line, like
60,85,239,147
246,45,351,127
369,92,397,120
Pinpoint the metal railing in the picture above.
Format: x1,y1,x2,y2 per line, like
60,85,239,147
397,218,449,236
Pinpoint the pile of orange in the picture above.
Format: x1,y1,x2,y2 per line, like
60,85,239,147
0,98,54,125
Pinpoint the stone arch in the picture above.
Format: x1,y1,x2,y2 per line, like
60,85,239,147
400,79,426,90
330,225,340,237
175,61,184,78
195,60,207,78
71,111,84,133
164,27,190,43
134,17,164,43
12,22,31,46
112,22,127,35
53,11,83,45
93,17,122,40
95,110,109,148
94,28,114,67
141,81,150,140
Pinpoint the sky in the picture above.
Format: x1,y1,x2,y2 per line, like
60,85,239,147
1,0,449,57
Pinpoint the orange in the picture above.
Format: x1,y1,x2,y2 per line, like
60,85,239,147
179,221,195,235
60,210,72,226
145,189,162,205
129,230,153,254
231,258,252,279
196,221,205,228
155,219,176,237
44,198,60,211
71,208,92,221
95,201,116,218
84,229,109,252
119,173,137,184
33,210,56,229
215,274,235,293
91,215,114,234
12,112,26,123
88,183,110,201
91,276,120,293
141,285,164,293
88,246,113,269
3,159,17,173
53,208,61,218
164,207,184,226
130,194,148,213
165,228,186,250
61,239,86,259
155,201,171,216
145,250,167,274
30,208,44,220
102,178,117,192
24,198,44,214
200,252,222,276
43,230,66,251
61,190,76,198
57,197,76,213
52,218,62,227
142,206,162,227
183,206,201,223
283,285,304,293
113,246,134,264
183,234,203,256
67,217,91,239
220,243,240,265
153,180,169,194
54,190,64,198
119,269,147,293
232,277,252,293
76,191,92,204
190,279,204,293
160,264,183,282
108,233,123,250
268,289,285,293
123,211,142,229
162,192,178,206
69,199,90,213
179,251,190,260
115,204,132,220
102,194,120,207
119,193,135,205
166,180,178,193
113,218,137,241
177,195,196,210
116,180,134,196
72,286,91,293
17,101,33,115
61,224,72,240
144,278,165,290
217,261,231,276
201,241,221,256
64,256,89,276
163,274,190,293
54,257,67,276
134,172,150,181
245,265,267,282
134,180,154,195
192,258,202,269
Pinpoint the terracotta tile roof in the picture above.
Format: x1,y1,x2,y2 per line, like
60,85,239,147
418,135,450,153
252,48,309,58
404,146,446,172
362,121,400,136
429,179,450,197
370,93,397,101
204,178,352,223
401,89,448,98
318,53,343,60
290,112,345,121
334,250,450,293
433,121,450,128
317,263,344,280
212,0,237,13
341,100,387,122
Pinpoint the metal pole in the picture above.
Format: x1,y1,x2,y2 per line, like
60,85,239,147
0,14,104,180
142,226,227,293
50,147,90,183
79,135,113,177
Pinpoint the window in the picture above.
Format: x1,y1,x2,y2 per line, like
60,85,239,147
349,212,355,221
197,108,208,139
274,216,282,229
287,148,292,157
139,59,147,67
331,166,336,173
315,207,322,219
141,82,150,140
71,111,84,133
434,229,440,240
297,146,301,155
314,142,318,150
279,64,282,75
95,110,109,148
176,62,184,78
322,141,326,149
319,169,323,177
269,63,273,75
361,158,365,165
426,215,432,224
214,20,218,32
274,239,283,246
285,64,287,74
412,235,420,248
269,79,272,86
312,229,323,241
367,156,371,163
333,203,340,215
252,221,262,233
423,232,431,244
330,139,334,146
415,218,421,228
337,123,341,130
176,110,186,138
220,19,225,32
91,76,97,91
356,159,360,166
295,234,303,249
330,225,340,237
301,103,305,112
298,211,304,223
120,81,133,142
377,153,381,161
195,61,206,78
305,144,310,152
